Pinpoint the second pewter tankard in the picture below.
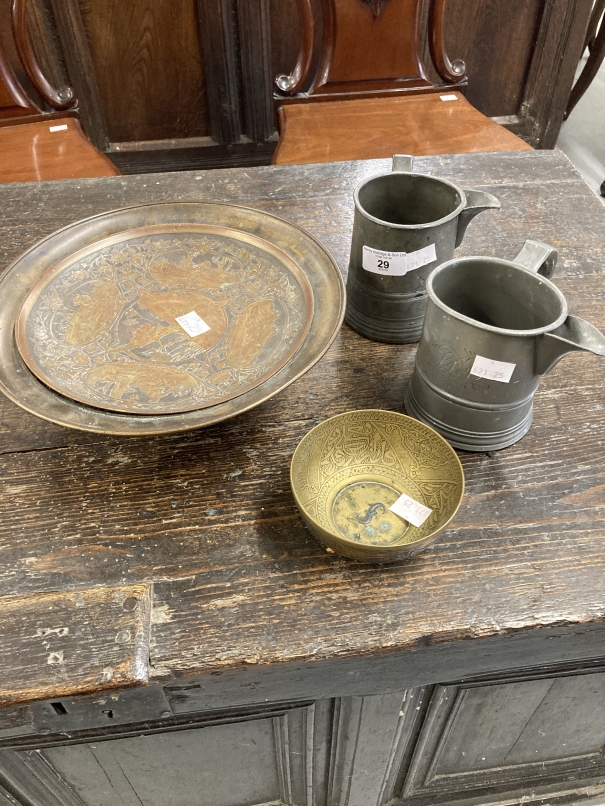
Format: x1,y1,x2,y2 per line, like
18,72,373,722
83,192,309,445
345,155,501,343
404,241,605,452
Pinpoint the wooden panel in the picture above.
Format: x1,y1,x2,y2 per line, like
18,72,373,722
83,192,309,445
327,690,428,806
273,93,531,165
0,118,119,182
0,694,425,806
47,0,111,149
4,682,605,806
318,0,429,90
403,672,605,799
43,720,282,806
443,0,543,118
0,704,328,806
521,0,593,148
237,0,274,143
0,584,150,705
107,140,276,174
75,0,209,142
196,0,241,144
0,749,86,806
269,0,303,88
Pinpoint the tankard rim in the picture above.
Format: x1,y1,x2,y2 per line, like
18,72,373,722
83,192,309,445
353,171,467,230
425,255,569,337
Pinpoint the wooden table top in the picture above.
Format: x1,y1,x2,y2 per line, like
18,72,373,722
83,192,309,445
1,151,605,709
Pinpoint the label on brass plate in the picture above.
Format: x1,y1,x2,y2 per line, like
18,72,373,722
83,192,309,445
175,310,211,337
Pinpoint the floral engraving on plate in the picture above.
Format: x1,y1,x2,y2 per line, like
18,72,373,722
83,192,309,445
19,229,312,414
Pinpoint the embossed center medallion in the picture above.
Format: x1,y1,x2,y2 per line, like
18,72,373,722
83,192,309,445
16,224,314,414
332,481,410,545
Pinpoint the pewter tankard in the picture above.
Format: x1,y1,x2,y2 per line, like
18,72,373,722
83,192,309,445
345,155,500,343
404,241,605,451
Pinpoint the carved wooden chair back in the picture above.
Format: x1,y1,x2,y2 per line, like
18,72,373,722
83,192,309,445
275,0,464,101
0,0,118,181
0,0,76,125
272,0,531,165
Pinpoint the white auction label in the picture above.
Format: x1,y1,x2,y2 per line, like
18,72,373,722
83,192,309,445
175,310,211,337
363,246,408,276
440,94,458,102
390,493,433,528
470,354,516,383
362,243,436,276
407,243,437,271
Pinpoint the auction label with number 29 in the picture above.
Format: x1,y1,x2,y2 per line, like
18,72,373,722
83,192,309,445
363,244,436,276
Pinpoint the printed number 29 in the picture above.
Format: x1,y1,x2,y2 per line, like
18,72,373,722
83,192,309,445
377,260,389,269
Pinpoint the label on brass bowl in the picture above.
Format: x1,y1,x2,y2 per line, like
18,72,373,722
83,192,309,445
332,481,410,546
15,224,314,415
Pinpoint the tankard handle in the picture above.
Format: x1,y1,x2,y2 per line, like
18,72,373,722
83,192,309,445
392,154,414,172
455,189,500,247
512,240,558,279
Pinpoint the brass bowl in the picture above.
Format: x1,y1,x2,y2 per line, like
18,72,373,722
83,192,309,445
291,410,464,563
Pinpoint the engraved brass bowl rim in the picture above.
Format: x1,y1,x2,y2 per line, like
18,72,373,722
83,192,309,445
290,410,465,563
15,222,315,415
0,202,345,435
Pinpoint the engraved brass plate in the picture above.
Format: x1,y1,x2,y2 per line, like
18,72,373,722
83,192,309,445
16,224,314,415
0,202,344,435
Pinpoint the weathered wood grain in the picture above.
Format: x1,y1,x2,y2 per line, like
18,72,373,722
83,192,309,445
0,118,119,183
272,94,531,165
75,0,209,142
0,151,604,708
0,585,151,705
443,0,544,117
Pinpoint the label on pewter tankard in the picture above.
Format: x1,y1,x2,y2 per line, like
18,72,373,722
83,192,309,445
470,355,516,383
363,244,436,276
390,492,433,527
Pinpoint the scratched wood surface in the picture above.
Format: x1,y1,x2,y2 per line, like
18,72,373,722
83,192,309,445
0,151,604,704
0,584,151,705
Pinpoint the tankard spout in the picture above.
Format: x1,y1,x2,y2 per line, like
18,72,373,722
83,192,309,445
455,189,501,247
536,316,605,376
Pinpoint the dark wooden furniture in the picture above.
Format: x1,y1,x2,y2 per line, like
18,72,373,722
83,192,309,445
15,0,592,172
272,0,531,164
273,91,532,165
564,0,605,120
1,150,605,806
0,0,119,182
